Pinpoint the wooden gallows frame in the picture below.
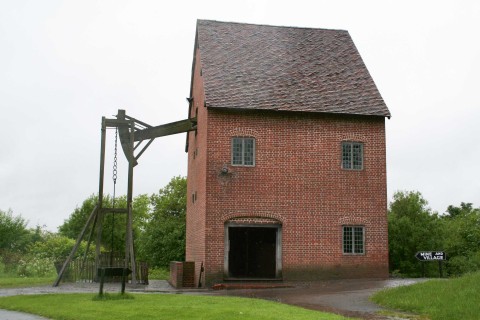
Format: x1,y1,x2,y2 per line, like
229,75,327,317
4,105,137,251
53,109,196,286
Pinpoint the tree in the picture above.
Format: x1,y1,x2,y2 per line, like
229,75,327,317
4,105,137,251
388,191,444,276
445,202,477,219
58,194,98,240
0,209,37,273
0,209,31,253
57,177,186,269
442,203,480,275
136,176,186,268
58,194,150,254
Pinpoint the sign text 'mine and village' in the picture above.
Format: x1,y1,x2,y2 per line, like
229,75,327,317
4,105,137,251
415,251,446,261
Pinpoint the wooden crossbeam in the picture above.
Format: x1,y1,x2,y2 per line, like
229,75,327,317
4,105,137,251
133,118,197,142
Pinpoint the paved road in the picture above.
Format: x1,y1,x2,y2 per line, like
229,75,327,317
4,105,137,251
0,278,425,319
0,309,49,320
210,278,425,319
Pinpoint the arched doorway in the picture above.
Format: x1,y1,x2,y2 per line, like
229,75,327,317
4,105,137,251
224,220,282,280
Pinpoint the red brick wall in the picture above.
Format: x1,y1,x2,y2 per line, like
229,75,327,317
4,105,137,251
169,261,183,288
185,49,207,287
186,52,389,287
169,261,195,288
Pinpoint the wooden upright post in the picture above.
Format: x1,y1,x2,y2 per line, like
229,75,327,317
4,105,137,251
95,117,107,275
126,119,137,284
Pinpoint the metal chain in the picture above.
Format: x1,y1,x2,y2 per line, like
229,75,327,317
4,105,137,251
112,128,118,188
110,127,118,263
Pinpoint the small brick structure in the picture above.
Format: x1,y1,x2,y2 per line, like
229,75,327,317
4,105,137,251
169,261,195,288
185,20,391,287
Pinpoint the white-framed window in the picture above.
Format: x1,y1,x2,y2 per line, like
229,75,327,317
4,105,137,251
343,226,365,254
342,142,363,170
232,137,255,166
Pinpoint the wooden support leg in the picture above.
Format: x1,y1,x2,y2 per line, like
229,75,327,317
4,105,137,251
80,213,98,280
121,268,126,294
99,268,105,296
95,117,107,281
53,205,98,287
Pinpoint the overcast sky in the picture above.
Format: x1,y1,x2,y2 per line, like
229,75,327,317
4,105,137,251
1,0,479,231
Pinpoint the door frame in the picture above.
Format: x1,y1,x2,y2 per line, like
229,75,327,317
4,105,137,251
224,222,282,279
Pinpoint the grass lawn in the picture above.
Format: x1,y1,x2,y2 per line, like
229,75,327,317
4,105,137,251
0,276,55,288
0,293,351,320
372,271,480,320
148,267,170,280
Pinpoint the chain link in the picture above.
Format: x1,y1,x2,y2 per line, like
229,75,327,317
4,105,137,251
112,128,118,185
110,127,118,256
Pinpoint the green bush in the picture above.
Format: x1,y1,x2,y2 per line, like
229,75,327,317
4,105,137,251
446,252,480,276
0,250,24,274
17,255,56,278
148,267,170,280
28,233,93,264
0,260,7,276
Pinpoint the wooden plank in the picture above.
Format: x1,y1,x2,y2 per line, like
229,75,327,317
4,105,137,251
133,118,197,142
104,119,131,127
134,138,155,161
97,267,132,277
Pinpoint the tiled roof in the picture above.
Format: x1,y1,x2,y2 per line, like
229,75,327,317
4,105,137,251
194,20,391,118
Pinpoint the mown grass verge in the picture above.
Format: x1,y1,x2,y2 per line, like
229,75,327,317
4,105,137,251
0,293,351,320
0,276,55,288
148,267,170,280
371,271,480,320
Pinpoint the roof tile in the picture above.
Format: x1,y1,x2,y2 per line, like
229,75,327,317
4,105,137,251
196,20,391,118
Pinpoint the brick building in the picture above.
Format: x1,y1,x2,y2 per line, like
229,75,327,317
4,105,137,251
185,20,391,287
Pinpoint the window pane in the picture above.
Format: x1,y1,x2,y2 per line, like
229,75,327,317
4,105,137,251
342,143,352,169
352,144,363,170
244,139,254,165
343,226,364,254
232,138,243,165
343,226,353,253
342,142,363,170
232,137,255,166
353,227,364,254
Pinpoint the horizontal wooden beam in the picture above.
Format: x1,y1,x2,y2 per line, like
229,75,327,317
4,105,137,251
109,110,197,165
104,119,131,127
133,118,197,142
